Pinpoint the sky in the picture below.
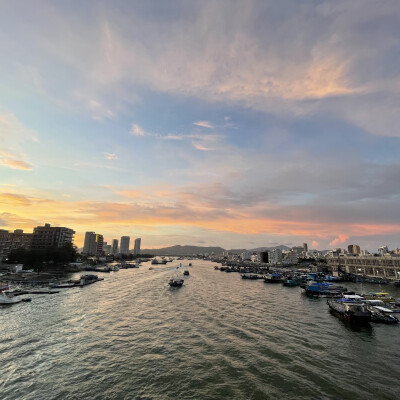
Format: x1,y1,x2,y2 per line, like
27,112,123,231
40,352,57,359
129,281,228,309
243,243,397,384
0,0,400,251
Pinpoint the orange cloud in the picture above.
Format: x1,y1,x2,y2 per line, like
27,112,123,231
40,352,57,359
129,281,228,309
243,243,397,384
329,234,349,247
0,193,32,206
0,158,33,170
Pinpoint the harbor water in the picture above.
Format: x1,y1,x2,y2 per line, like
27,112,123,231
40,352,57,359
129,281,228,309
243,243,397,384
1,260,400,400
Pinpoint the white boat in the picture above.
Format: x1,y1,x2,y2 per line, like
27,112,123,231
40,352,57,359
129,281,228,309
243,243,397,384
0,291,23,305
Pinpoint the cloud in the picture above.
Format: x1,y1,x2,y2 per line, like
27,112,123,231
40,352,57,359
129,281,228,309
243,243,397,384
311,240,319,248
329,234,349,247
103,152,118,160
130,123,153,137
192,143,215,151
0,193,32,206
193,121,214,129
0,157,33,170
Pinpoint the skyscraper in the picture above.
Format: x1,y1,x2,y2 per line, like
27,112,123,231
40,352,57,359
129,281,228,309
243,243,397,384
134,238,141,255
112,239,119,255
83,232,104,256
120,236,130,255
303,242,308,253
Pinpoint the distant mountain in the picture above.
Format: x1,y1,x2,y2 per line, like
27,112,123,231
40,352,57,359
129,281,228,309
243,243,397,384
227,245,290,254
141,244,291,256
141,245,225,256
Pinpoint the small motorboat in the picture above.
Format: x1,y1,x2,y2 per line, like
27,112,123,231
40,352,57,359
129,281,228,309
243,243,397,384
183,270,189,276
169,278,184,287
0,291,23,305
367,305,399,324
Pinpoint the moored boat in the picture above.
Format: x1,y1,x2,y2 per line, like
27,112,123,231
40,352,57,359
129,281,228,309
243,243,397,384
363,292,395,303
327,299,371,323
282,277,301,287
264,273,282,283
367,305,399,324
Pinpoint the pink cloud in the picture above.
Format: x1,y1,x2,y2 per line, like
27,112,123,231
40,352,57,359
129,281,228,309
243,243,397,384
329,234,349,247
193,121,214,129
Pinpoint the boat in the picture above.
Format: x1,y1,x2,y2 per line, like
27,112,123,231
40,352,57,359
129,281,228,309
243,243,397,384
112,265,120,272
0,291,23,305
214,266,220,270
49,282,76,289
367,305,399,324
327,299,371,323
304,281,346,297
79,274,103,286
151,258,159,265
168,278,184,287
282,277,301,287
363,292,395,303
183,270,189,276
242,273,263,280
264,273,282,283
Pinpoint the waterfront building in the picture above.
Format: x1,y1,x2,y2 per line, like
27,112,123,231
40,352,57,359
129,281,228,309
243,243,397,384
112,239,119,255
120,236,130,255
347,244,361,255
270,248,283,264
31,223,75,250
327,255,400,279
0,229,33,261
133,238,141,255
241,251,251,261
83,232,104,256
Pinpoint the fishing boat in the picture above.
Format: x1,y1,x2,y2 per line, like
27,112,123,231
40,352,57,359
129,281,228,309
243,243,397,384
327,299,371,323
168,278,184,287
264,273,282,283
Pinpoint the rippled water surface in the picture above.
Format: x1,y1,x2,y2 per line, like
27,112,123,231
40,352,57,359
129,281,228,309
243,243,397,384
1,260,400,400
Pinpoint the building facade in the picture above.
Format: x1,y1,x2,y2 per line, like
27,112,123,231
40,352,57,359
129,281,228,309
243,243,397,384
133,238,141,255
347,244,361,255
82,232,104,256
327,256,400,279
120,236,130,255
31,224,75,250
112,239,119,255
270,249,283,264
0,229,33,261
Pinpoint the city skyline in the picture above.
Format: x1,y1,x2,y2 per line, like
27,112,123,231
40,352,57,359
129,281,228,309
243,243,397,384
1,1,400,251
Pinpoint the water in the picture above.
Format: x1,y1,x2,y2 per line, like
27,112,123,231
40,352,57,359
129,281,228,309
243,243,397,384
1,260,400,400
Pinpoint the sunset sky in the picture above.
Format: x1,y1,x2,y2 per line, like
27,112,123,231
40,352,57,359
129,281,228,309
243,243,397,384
1,0,400,251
